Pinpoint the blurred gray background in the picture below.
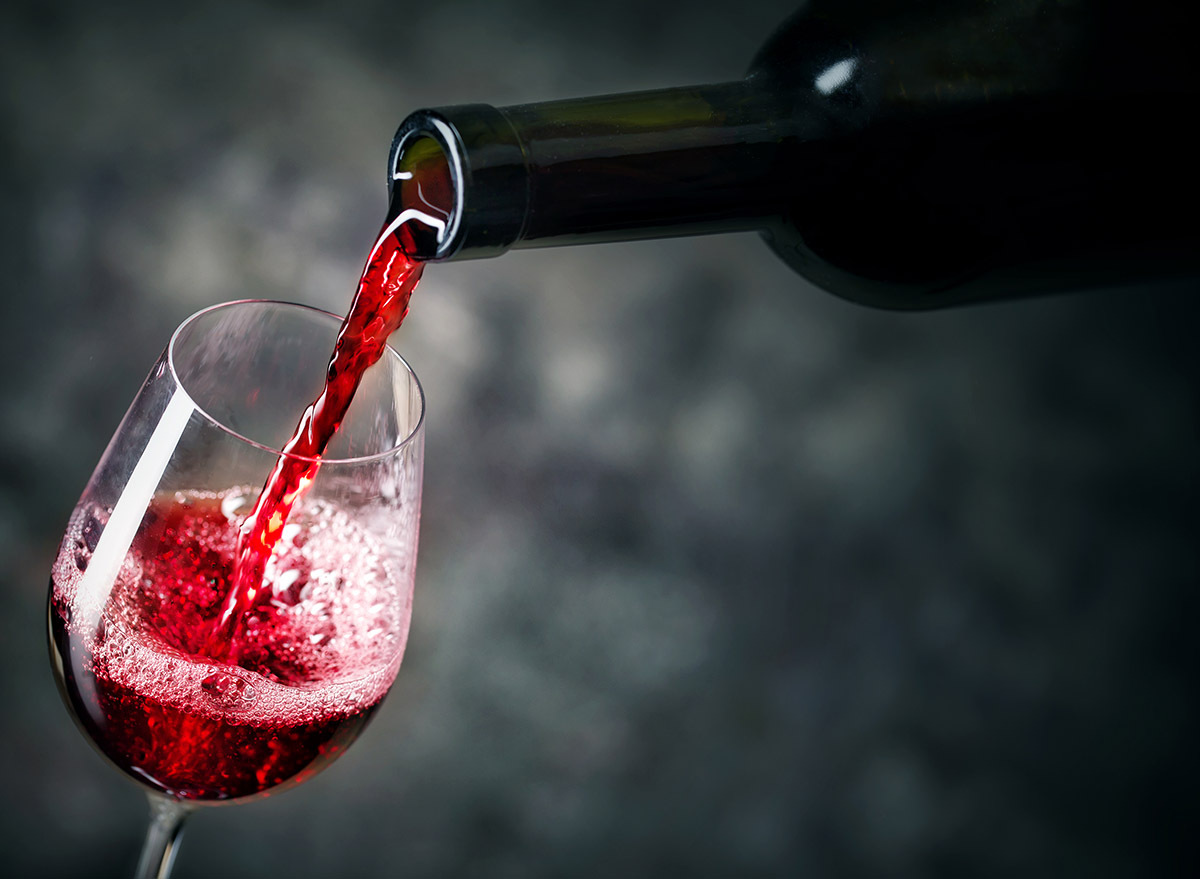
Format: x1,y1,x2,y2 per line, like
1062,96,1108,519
1,1,1196,876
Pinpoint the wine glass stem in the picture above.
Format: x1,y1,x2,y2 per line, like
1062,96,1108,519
134,794,192,879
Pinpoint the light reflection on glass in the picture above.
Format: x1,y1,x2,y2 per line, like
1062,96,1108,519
815,58,858,95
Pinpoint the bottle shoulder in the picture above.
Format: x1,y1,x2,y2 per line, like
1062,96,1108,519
750,0,1200,305
749,0,1198,124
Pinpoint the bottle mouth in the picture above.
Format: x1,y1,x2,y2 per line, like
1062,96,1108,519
388,105,530,262
387,121,462,261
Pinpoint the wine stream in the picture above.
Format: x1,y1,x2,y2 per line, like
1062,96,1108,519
212,224,424,660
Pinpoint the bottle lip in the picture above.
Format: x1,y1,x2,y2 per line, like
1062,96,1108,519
388,112,465,261
389,104,530,262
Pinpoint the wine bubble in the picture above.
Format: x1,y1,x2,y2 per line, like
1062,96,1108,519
271,565,310,607
220,491,251,521
201,669,257,710
82,512,103,552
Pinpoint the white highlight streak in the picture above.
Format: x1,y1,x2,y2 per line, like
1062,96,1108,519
377,206,447,249
77,390,195,620
815,58,858,95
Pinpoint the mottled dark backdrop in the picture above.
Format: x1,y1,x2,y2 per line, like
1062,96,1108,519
1,1,1196,877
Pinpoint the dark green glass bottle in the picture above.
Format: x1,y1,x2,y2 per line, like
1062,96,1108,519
387,0,1199,309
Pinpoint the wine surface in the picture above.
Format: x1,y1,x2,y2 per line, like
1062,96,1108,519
215,225,423,655
50,491,410,801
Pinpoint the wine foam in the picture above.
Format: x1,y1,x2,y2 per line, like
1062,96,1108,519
52,490,412,727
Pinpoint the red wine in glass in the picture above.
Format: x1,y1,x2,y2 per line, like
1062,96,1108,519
49,283,427,874
51,106,442,875
51,492,406,800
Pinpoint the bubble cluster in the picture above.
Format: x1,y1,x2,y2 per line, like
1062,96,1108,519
51,488,415,728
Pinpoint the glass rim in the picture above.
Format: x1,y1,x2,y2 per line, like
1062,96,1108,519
168,299,426,466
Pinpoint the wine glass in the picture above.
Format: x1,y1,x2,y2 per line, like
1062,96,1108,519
47,300,425,878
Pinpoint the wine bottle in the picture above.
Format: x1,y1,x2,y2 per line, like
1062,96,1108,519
386,0,1199,309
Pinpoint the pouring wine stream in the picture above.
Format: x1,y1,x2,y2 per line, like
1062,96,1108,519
211,215,429,661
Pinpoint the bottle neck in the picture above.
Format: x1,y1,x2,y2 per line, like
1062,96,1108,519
388,78,794,261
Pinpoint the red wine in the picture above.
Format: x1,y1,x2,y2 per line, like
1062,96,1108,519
214,223,423,657
50,491,410,801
